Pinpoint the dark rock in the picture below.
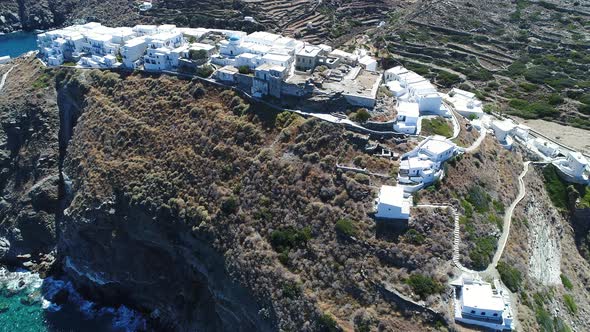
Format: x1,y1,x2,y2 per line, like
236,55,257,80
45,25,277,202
0,302,8,313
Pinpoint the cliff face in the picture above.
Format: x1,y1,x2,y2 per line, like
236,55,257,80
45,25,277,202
0,57,60,272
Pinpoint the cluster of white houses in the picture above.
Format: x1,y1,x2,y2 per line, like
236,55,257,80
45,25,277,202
488,118,590,185
37,23,381,107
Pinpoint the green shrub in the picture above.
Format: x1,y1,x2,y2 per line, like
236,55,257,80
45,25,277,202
436,70,462,87
536,307,553,332
335,218,358,237
404,229,426,245
221,196,238,213
497,261,522,292
238,65,252,75
547,93,564,105
466,185,491,213
318,313,339,332
351,108,371,123
469,236,496,270
195,65,214,78
543,165,569,210
563,294,577,314
189,49,208,60
282,281,302,299
270,226,312,252
560,274,573,290
406,274,444,299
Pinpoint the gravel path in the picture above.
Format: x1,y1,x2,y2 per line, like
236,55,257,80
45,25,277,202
0,65,15,93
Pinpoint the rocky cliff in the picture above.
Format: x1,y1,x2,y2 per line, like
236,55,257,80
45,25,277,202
0,57,59,273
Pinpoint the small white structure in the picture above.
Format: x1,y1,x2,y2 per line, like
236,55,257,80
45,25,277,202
412,135,457,163
553,151,590,184
394,101,419,134
446,88,484,119
452,275,514,331
398,157,442,185
532,138,560,159
215,65,239,83
374,185,411,220
384,66,408,82
491,119,516,150
0,56,10,64
139,1,153,11
358,55,377,71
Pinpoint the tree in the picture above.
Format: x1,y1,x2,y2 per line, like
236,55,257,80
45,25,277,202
238,65,252,75
189,49,208,61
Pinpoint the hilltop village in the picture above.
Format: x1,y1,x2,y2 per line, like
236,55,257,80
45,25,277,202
33,23,590,331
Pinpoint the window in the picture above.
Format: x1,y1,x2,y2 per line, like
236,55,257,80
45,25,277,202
470,310,475,314
493,313,498,317
481,312,485,315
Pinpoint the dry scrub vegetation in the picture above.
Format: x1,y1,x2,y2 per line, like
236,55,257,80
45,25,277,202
60,69,455,331
419,137,523,270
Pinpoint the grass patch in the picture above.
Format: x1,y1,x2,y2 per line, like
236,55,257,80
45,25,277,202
32,72,51,89
497,261,522,292
335,218,358,237
507,98,558,119
563,294,577,314
406,274,444,299
421,118,453,137
466,185,491,213
317,313,339,332
560,274,573,290
542,164,569,210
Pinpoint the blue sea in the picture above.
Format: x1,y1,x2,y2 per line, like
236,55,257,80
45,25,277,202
0,31,38,58
0,267,147,332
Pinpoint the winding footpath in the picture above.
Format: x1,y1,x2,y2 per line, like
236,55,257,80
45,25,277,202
484,161,531,276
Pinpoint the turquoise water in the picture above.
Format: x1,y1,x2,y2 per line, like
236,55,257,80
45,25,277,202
0,31,38,58
0,267,146,332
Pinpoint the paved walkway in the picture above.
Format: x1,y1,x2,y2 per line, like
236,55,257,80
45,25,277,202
463,126,487,153
0,65,15,94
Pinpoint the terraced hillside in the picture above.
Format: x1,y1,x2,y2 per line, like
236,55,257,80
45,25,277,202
370,0,590,129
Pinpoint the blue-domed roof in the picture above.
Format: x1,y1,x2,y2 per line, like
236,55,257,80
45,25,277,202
229,36,240,42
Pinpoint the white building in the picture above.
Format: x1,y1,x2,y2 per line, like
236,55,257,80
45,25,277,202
358,55,377,71
374,185,411,220
412,135,457,163
445,88,484,119
452,276,514,331
384,66,408,82
553,151,590,184
120,37,148,68
394,101,420,134
215,65,239,83
398,157,442,185
491,119,517,149
532,138,560,159
0,56,10,64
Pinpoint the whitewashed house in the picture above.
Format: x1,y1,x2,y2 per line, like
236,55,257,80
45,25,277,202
215,65,239,83
532,138,560,159
491,119,516,150
374,185,411,220
394,101,420,134
120,37,148,68
384,66,408,82
452,276,514,331
398,157,441,185
446,88,484,119
358,55,377,71
415,135,457,163
553,151,590,184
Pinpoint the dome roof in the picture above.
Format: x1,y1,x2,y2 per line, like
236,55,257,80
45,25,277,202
229,35,240,42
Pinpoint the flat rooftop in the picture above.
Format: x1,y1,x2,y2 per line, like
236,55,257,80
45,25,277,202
462,282,505,312
420,136,455,155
